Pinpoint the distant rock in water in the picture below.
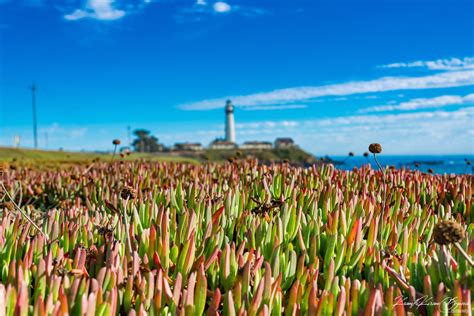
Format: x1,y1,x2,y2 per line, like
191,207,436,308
319,156,345,165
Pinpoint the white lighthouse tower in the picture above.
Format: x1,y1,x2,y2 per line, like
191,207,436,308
225,100,236,143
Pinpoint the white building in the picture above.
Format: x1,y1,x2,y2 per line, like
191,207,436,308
240,141,273,150
174,142,203,151
209,139,237,150
275,137,297,149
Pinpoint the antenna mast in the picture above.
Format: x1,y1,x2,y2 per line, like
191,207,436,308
29,83,38,148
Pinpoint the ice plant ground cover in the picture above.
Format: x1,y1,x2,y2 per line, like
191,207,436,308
0,160,472,315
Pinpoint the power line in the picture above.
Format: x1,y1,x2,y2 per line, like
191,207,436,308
29,83,38,148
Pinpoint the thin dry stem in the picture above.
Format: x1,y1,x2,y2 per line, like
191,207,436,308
373,153,386,249
453,243,474,267
373,154,384,177
112,145,118,162
0,181,49,241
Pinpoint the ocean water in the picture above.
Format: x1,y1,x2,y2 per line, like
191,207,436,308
325,155,474,175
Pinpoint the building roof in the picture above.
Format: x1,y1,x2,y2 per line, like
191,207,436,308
225,100,234,113
242,141,273,145
175,142,202,146
210,139,236,145
275,137,295,143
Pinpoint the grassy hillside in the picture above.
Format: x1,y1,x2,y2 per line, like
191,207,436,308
0,147,198,168
183,148,317,165
0,147,317,168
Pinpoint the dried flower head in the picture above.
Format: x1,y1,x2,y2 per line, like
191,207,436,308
120,186,138,200
428,168,434,174
363,152,369,157
433,220,466,245
0,201,15,211
113,139,121,146
348,152,355,157
368,143,382,154
415,163,420,168
283,159,289,163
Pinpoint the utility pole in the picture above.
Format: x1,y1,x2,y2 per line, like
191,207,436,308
29,83,38,148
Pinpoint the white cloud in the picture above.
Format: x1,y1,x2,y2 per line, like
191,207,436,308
380,57,474,71
361,93,474,113
241,104,307,111
0,124,89,149
40,124,88,140
230,107,474,155
65,9,89,21
176,1,264,23
213,1,231,13
179,70,474,110
235,120,298,130
64,0,125,21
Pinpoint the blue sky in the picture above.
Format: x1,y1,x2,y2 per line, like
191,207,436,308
0,0,473,155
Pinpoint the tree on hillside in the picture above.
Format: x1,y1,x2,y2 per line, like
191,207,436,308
132,129,162,152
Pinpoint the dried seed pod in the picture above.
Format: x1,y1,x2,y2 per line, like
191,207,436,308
368,143,382,154
348,152,354,157
1,201,15,211
113,139,121,145
433,220,466,245
363,152,369,157
120,186,138,200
